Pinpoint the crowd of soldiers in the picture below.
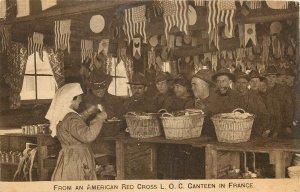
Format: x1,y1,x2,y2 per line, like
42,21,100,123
80,63,295,139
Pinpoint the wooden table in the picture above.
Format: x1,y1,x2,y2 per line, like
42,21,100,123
107,134,300,180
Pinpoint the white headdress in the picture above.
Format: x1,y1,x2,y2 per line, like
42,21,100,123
45,83,83,137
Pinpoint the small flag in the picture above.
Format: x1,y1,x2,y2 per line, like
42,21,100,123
28,32,44,60
81,40,93,62
194,0,205,7
124,5,147,44
54,19,71,53
162,0,189,46
0,0,6,18
245,24,257,46
41,0,57,11
0,25,10,53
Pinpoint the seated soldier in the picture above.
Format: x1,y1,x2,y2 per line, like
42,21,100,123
123,72,156,113
171,74,194,111
154,72,174,111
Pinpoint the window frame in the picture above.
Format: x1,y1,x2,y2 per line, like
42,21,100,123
21,52,54,104
109,57,130,96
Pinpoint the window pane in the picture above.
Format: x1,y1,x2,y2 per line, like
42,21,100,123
36,51,53,75
25,53,35,74
108,60,131,96
162,62,171,73
37,76,57,99
20,76,36,100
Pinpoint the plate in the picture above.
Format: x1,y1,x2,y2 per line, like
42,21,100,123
90,15,105,33
188,5,197,25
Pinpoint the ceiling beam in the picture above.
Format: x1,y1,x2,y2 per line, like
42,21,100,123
1,0,141,24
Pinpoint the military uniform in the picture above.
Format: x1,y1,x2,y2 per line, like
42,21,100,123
123,96,157,113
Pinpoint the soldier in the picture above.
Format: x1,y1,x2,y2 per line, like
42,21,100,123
208,68,242,115
235,72,269,137
123,72,156,113
191,68,215,136
171,74,194,111
154,72,174,111
263,66,293,137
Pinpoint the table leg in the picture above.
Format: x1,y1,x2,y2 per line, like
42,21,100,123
205,144,217,179
116,140,125,180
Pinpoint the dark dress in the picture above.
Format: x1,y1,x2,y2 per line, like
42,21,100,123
52,112,104,181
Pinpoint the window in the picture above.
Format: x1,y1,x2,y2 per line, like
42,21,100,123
108,58,131,96
20,51,57,101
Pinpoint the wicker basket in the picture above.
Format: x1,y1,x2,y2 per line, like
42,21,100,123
211,108,255,143
160,112,204,140
124,112,162,139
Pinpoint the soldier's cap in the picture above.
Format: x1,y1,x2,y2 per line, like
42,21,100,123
192,68,215,86
249,70,262,79
173,74,190,87
127,72,148,86
155,72,173,83
212,68,236,82
236,72,250,81
263,65,279,76
88,69,113,90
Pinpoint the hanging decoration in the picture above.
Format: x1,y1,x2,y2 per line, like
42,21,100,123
188,5,197,26
239,0,244,6
0,25,10,53
0,0,6,18
152,0,163,17
194,0,205,7
207,0,236,49
16,0,30,17
133,37,141,59
168,34,175,49
28,32,44,60
89,15,105,33
162,0,189,46
98,39,109,55
244,24,257,46
246,0,262,9
211,53,218,71
124,5,147,44
81,40,93,62
148,35,158,69
266,1,288,9
239,24,245,47
54,19,71,53
270,21,282,35
41,0,57,11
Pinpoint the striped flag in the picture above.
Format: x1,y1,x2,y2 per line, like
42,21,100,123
124,5,147,44
28,32,44,60
0,25,10,53
162,0,189,46
81,40,93,62
246,0,261,9
194,0,205,7
54,20,71,53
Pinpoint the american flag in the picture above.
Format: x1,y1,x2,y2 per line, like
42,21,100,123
81,40,93,62
124,5,147,44
194,0,205,7
162,0,189,45
0,25,10,53
54,20,71,53
0,0,6,18
246,0,261,9
28,32,44,60
207,0,236,49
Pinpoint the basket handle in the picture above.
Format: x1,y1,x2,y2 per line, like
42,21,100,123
162,113,174,117
126,112,137,116
157,109,168,114
232,108,246,113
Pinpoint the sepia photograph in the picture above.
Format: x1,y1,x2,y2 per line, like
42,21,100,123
0,0,299,191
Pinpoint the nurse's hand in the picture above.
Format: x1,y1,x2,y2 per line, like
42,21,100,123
97,111,108,120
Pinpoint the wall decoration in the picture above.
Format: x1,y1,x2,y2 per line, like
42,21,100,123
152,0,163,17
175,36,183,47
133,37,141,59
188,5,197,25
168,34,175,49
0,0,6,18
16,0,30,17
41,0,57,11
81,40,93,62
149,35,158,48
162,0,189,46
244,24,257,46
270,21,282,35
246,0,261,9
98,39,109,55
124,5,147,44
28,32,44,60
194,0,205,7
89,15,105,33
266,0,288,9
54,19,71,53
0,25,10,53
